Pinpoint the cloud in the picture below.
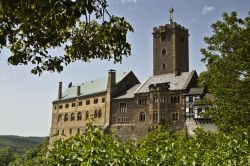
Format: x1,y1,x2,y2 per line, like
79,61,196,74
121,0,137,4
128,6,138,11
202,6,215,15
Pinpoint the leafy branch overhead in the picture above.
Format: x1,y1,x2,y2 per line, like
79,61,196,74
0,0,134,74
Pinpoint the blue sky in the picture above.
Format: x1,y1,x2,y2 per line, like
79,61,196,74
0,0,249,136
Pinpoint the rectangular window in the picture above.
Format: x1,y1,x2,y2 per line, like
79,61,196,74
189,96,193,102
54,106,57,109
160,112,165,120
86,100,90,105
94,98,98,104
59,105,63,109
65,104,69,108
119,102,127,113
153,97,158,104
72,103,76,107
160,96,165,103
138,98,147,105
172,112,178,120
78,101,82,106
153,112,158,121
102,97,105,103
171,96,180,103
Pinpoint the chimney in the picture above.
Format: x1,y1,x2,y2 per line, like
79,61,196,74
175,68,180,76
58,82,62,100
77,86,81,96
108,69,116,86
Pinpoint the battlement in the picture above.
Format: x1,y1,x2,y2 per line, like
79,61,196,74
153,22,188,33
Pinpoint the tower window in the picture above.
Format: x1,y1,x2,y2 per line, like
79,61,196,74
162,64,166,70
161,48,167,56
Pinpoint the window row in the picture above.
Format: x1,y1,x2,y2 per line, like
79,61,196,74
57,128,82,136
54,97,105,109
58,110,102,122
137,96,180,105
138,111,179,122
117,117,128,123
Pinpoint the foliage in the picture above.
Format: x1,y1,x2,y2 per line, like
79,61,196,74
46,123,139,166
0,0,133,75
6,125,249,166
0,135,46,154
0,147,16,166
199,11,250,133
10,140,49,166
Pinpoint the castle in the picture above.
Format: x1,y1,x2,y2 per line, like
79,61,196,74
49,9,215,144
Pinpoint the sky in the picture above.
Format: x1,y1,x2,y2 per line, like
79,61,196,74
0,0,249,136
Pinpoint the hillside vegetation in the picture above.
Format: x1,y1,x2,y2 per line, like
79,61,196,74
0,135,46,153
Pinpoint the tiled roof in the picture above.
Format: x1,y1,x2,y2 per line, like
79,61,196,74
136,70,196,93
113,84,141,99
57,71,129,101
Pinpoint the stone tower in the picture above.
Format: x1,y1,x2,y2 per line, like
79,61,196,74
153,8,189,75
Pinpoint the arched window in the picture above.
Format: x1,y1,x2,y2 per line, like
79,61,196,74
71,113,75,121
58,114,62,122
86,111,89,119
162,48,167,56
139,112,146,121
94,110,98,118
98,109,102,118
64,114,68,122
69,128,72,135
77,112,82,121
162,63,166,70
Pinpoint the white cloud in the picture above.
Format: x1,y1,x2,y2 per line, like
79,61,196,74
121,0,137,4
128,6,138,10
202,6,215,15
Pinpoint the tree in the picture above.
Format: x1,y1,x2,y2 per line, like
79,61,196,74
0,0,133,75
200,11,250,133
0,147,16,166
46,123,139,166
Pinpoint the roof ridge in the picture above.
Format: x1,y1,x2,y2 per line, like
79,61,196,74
135,76,151,93
72,71,129,87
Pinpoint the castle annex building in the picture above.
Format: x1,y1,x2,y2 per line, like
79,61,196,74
49,10,213,143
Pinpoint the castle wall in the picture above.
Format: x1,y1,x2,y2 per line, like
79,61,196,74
49,94,107,143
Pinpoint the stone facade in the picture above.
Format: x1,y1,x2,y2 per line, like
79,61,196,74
153,22,189,75
49,15,206,144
